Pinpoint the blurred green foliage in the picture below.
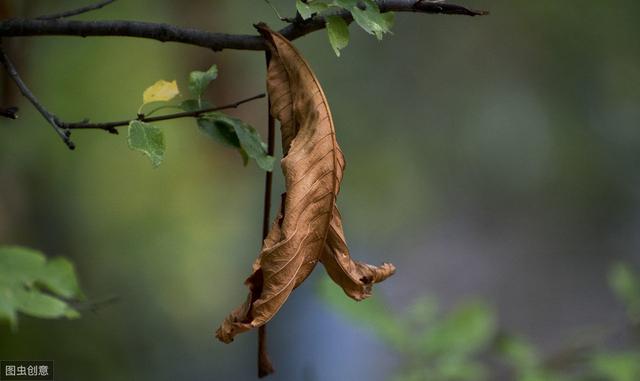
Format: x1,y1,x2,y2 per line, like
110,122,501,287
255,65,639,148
609,262,640,324
321,262,640,381
0,246,83,329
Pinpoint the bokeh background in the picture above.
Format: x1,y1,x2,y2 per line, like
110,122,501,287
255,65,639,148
1,1,640,380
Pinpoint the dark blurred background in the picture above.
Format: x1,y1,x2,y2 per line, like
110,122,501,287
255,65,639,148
1,1,639,380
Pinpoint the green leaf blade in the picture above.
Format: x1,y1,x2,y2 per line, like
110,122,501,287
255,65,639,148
128,121,165,168
199,112,273,171
188,65,218,98
296,0,329,20
350,0,394,40
325,15,350,56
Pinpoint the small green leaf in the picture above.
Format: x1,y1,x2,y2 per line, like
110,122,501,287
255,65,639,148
350,0,394,40
199,112,273,171
142,80,179,104
128,120,165,168
296,0,329,20
188,65,218,98
325,15,349,56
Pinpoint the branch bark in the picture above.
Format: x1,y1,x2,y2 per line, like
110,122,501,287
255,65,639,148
0,1,487,52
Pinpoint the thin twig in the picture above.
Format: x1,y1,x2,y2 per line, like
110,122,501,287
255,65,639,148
262,0,295,23
70,295,121,313
258,51,276,379
0,46,75,149
60,93,265,132
0,1,488,52
37,0,117,21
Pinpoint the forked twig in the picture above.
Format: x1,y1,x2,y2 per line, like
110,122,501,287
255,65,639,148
0,46,75,149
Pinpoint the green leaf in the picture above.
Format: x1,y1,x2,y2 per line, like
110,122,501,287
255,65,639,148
296,0,329,19
198,117,241,149
199,112,273,171
325,15,349,56
350,0,394,40
591,352,640,381
188,65,218,98
419,301,496,357
0,246,83,329
127,120,165,168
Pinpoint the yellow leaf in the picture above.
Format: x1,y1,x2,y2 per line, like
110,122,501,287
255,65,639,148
142,80,179,104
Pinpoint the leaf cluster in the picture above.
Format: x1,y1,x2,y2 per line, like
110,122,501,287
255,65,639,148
129,65,273,171
295,0,394,56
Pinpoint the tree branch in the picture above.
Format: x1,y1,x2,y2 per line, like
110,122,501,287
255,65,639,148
258,51,276,379
0,46,75,149
36,0,117,21
0,1,487,52
60,93,266,132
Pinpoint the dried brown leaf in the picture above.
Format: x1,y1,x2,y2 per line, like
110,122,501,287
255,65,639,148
216,24,395,344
